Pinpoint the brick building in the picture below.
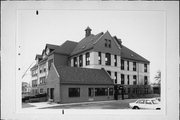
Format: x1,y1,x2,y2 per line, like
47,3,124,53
30,27,151,103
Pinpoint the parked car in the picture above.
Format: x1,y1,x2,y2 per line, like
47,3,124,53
153,97,161,102
129,99,160,110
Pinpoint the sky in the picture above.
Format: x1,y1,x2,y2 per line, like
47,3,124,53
18,10,165,84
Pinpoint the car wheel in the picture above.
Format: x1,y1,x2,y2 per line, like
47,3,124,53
133,106,139,109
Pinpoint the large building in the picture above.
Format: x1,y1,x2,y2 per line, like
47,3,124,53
30,27,151,103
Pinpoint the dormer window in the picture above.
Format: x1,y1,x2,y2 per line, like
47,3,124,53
105,39,111,48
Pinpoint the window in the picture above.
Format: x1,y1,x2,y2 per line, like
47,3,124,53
98,52,101,64
144,76,148,85
127,75,130,85
86,52,90,65
133,62,136,71
107,71,111,76
40,77,46,84
133,75,137,85
114,72,117,84
105,39,108,47
114,55,117,66
32,69,38,77
32,80,37,87
79,55,83,67
109,88,114,96
121,74,125,84
95,88,108,96
88,88,94,97
144,88,148,94
48,59,53,70
105,39,111,48
137,100,145,104
105,53,111,65
73,57,77,67
69,88,80,97
146,100,152,104
144,64,147,72
109,40,111,48
43,68,46,72
121,59,124,70
40,88,43,94
127,61,129,70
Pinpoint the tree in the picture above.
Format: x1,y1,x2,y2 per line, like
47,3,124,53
154,70,161,85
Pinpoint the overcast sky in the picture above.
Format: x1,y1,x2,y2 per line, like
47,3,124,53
19,10,165,83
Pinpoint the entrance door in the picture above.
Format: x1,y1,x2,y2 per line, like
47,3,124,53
50,88,54,100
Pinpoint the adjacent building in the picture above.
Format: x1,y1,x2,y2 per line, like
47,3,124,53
30,27,151,103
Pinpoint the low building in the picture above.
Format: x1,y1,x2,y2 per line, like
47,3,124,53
46,65,114,103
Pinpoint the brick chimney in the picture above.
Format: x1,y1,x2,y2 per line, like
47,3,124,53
85,26,92,37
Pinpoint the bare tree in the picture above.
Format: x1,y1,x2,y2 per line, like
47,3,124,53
154,70,161,85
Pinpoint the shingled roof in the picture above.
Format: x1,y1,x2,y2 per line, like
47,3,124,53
55,66,113,85
120,45,150,63
53,40,78,55
70,32,104,56
45,44,59,50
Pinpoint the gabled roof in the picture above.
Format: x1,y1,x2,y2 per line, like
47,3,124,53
71,32,104,56
121,45,150,63
53,40,78,55
55,66,113,85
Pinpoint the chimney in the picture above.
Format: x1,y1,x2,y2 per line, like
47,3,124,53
85,26,92,37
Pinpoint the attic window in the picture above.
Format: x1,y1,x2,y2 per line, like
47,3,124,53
131,54,134,57
105,39,111,48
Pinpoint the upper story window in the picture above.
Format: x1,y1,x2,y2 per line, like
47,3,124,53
121,59,124,70
86,52,90,65
144,76,148,85
105,53,111,66
133,75,137,85
48,59,53,70
39,77,46,84
144,64,147,72
127,61,129,71
32,69,38,77
39,64,46,73
114,72,117,84
105,39,111,48
32,80,37,87
121,74,125,85
98,52,101,65
114,55,117,66
133,62,136,71
79,55,83,67
73,57,77,67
